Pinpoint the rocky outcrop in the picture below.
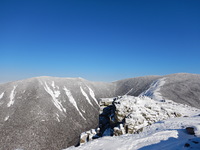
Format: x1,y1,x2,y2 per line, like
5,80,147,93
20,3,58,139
77,95,193,143
113,96,183,134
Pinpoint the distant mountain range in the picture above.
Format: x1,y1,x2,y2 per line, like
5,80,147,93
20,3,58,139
0,73,200,150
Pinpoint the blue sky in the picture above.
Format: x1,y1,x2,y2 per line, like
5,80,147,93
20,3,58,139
1,0,200,83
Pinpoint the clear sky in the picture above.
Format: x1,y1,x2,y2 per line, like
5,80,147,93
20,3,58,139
1,0,200,83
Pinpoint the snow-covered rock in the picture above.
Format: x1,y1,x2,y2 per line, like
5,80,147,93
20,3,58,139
102,95,194,135
76,94,199,147
113,124,126,136
194,125,200,137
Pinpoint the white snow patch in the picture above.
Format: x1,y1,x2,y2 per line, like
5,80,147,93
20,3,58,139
7,86,17,107
44,82,66,112
63,86,86,120
56,113,60,122
87,86,98,105
4,116,9,121
52,81,55,89
125,88,133,95
0,92,4,99
80,86,93,106
140,78,166,101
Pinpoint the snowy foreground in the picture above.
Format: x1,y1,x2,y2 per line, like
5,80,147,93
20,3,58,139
65,94,200,150
66,115,200,150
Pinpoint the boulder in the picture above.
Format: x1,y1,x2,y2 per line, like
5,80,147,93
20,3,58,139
113,124,125,136
186,127,195,135
79,129,97,145
186,125,200,136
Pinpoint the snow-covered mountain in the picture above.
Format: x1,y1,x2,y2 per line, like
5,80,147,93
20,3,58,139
0,76,115,150
115,73,200,108
159,73,200,108
0,73,200,150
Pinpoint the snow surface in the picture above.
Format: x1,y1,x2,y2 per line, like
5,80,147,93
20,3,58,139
52,81,55,89
56,113,60,122
65,115,200,150
80,86,93,106
140,78,166,101
44,82,66,112
64,86,86,120
7,86,17,107
0,92,4,99
125,88,133,95
4,116,9,121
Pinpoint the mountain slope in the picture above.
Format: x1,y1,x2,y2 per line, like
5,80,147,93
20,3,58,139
113,76,160,96
160,73,200,108
0,77,115,150
140,73,200,108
